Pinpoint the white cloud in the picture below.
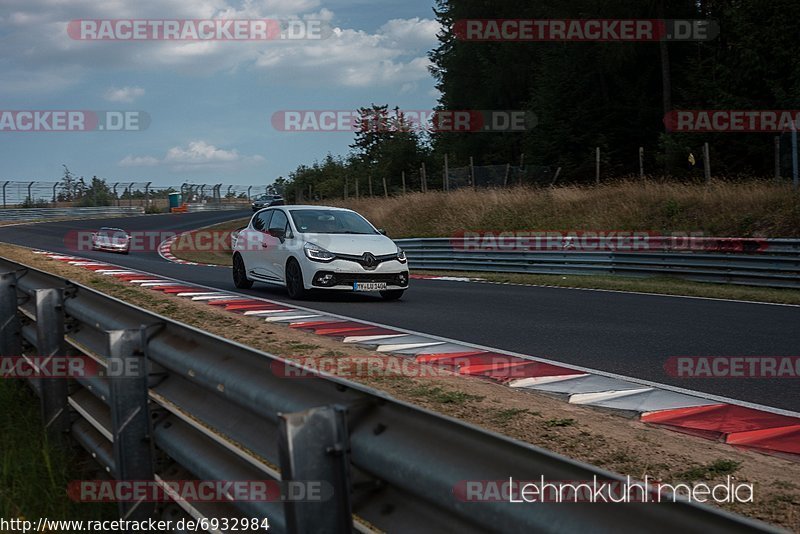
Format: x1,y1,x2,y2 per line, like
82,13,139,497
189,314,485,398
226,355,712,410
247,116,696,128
0,1,441,93
378,17,441,50
119,155,159,167
119,140,264,170
104,86,145,103
166,140,242,164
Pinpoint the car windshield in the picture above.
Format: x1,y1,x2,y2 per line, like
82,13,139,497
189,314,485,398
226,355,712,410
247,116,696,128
290,209,377,235
98,229,127,240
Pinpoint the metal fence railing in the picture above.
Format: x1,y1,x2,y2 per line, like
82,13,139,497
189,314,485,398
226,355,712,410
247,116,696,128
0,206,145,222
0,181,277,209
396,237,800,289
0,259,773,533
446,165,556,190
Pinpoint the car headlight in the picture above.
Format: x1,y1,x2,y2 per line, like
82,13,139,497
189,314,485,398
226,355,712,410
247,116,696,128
304,242,335,262
396,246,407,263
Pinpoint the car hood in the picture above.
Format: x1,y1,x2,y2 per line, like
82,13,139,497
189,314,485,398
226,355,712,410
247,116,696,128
303,233,397,256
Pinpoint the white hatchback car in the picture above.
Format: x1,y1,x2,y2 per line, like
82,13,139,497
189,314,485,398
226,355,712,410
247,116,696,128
232,206,409,300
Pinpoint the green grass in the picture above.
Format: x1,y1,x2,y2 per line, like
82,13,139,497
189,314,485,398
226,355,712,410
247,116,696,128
169,218,249,266
415,270,800,305
406,384,485,405
543,418,577,428
492,408,537,424
677,459,742,481
285,342,321,351
0,380,116,521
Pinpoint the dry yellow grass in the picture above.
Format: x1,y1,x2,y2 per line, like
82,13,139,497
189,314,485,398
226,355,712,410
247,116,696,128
326,180,800,238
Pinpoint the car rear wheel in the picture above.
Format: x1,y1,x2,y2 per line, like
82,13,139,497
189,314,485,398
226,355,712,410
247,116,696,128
380,289,405,300
285,259,307,299
232,253,253,289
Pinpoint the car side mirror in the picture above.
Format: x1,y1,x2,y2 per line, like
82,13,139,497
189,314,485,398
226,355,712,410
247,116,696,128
378,229,387,236
269,228,286,242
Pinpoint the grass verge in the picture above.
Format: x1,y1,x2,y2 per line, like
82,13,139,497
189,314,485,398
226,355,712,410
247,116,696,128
0,380,116,522
415,270,800,305
169,217,248,265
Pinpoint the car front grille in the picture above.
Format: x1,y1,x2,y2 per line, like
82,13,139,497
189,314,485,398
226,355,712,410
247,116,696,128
334,252,398,269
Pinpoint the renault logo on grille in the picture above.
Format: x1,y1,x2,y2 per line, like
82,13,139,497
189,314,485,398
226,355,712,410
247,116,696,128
362,252,377,269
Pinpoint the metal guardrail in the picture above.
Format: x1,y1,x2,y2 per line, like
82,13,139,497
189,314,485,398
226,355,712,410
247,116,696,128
396,238,800,289
185,203,248,213
0,258,776,533
1,181,274,208
0,206,144,222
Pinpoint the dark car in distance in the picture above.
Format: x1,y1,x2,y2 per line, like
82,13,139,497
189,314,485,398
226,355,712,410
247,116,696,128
252,194,284,211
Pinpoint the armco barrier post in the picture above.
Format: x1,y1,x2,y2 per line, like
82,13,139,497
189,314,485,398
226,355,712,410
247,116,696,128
34,288,70,439
278,405,353,534
107,329,154,522
0,272,21,357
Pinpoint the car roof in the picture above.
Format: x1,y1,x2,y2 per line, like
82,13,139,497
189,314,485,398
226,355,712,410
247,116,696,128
99,227,126,232
282,205,352,211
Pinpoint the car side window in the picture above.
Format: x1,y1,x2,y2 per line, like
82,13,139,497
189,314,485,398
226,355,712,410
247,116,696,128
253,210,273,231
269,210,288,233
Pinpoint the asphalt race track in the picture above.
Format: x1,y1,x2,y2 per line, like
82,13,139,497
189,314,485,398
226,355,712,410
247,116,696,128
1,211,798,412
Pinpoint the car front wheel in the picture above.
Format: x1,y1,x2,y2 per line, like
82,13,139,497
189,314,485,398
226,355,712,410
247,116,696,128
285,259,308,299
232,253,253,289
380,289,405,300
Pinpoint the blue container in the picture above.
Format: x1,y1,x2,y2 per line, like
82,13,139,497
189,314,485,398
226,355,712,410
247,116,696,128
168,192,182,209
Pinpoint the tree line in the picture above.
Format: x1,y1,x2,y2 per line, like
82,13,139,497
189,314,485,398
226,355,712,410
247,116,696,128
281,0,800,199
430,0,800,180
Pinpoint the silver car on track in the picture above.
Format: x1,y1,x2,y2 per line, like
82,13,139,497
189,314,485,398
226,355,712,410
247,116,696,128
90,227,131,254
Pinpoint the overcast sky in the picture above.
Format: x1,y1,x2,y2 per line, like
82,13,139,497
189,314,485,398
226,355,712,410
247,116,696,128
0,0,440,187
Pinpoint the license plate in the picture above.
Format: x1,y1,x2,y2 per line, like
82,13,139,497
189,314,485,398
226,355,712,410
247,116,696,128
353,282,387,291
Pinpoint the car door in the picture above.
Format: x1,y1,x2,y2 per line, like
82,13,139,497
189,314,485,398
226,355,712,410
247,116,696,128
263,209,291,282
238,210,273,278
